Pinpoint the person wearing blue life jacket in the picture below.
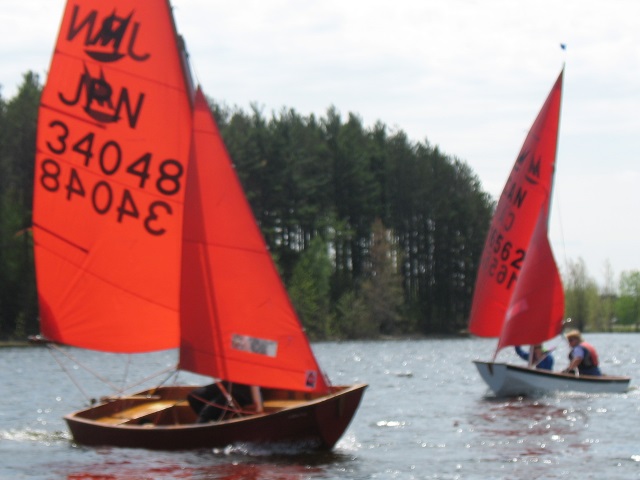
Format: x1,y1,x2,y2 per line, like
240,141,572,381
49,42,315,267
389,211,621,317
563,329,602,376
515,344,554,370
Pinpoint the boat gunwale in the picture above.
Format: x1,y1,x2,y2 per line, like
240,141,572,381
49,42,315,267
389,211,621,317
64,383,369,431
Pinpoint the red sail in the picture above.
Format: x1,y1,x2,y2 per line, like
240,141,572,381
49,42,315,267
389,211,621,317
33,1,193,352
468,70,563,337
179,89,329,393
496,207,565,351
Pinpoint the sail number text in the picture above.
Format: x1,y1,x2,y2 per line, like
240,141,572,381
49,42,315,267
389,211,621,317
483,227,526,290
39,119,184,236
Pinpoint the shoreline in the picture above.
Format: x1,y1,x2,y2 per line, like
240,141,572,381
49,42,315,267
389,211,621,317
0,340,36,348
1,330,635,348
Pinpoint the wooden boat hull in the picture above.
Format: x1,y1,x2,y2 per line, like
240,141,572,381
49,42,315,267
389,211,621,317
64,383,366,450
474,361,630,397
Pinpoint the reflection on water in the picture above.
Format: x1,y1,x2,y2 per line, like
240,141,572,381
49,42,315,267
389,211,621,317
60,446,351,480
65,461,325,480
471,396,591,462
476,396,586,436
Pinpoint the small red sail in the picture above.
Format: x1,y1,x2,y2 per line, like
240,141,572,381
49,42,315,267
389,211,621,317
179,89,329,394
496,206,565,351
33,1,193,352
468,70,564,338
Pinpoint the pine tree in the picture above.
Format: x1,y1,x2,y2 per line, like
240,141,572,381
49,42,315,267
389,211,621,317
360,218,405,335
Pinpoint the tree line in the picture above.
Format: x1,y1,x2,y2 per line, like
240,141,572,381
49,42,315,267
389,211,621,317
210,96,495,339
1,72,638,342
0,72,493,341
564,258,640,333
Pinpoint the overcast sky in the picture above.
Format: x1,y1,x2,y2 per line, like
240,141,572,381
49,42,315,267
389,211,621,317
2,0,638,288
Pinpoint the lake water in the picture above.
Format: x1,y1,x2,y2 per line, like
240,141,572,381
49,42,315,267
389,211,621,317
1,334,639,479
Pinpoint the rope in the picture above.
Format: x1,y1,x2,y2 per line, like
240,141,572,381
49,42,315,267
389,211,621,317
120,354,132,391
47,347,93,403
189,393,255,418
47,343,121,392
113,366,178,397
45,343,179,403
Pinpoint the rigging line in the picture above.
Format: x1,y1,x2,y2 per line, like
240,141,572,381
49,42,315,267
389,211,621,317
126,366,178,396
48,342,122,392
552,67,568,283
47,345,92,403
180,26,201,92
108,365,178,397
539,335,564,361
188,393,255,418
121,354,132,391
553,191,569,281
147,368,182,397
190,56,202,90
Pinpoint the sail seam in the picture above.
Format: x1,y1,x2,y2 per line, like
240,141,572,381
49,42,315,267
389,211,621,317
33,222,89,254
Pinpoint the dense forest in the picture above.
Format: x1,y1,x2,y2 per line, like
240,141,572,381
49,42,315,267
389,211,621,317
1,72,639,342
1,72,493,341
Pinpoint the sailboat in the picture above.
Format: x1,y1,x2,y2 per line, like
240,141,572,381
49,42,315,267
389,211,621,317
32,0,366,450
467,69,630,397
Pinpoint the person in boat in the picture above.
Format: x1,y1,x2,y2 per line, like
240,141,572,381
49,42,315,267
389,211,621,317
187,382,253,422
514,344,554,370
563,329,601,376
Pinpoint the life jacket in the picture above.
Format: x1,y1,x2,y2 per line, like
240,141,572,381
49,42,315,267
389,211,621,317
569,341,599,368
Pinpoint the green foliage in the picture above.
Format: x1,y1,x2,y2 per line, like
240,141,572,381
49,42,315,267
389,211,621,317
334,290,375,339
560,258,640,333
360,218,406,335
289,236,334,339
0,72,40,339
213,99,494,336
563,258,600,332
615,270,640,326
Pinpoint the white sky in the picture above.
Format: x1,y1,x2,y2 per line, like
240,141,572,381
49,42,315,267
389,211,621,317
2,0,638,288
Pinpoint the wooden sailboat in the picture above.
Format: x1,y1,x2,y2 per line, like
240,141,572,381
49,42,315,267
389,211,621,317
467,69,630,397
33,0,365,450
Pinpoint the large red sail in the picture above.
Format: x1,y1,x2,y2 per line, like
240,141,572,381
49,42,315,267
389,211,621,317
179,89,329,394
496,206,565,351
33,1,193,352
468,70,563,338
